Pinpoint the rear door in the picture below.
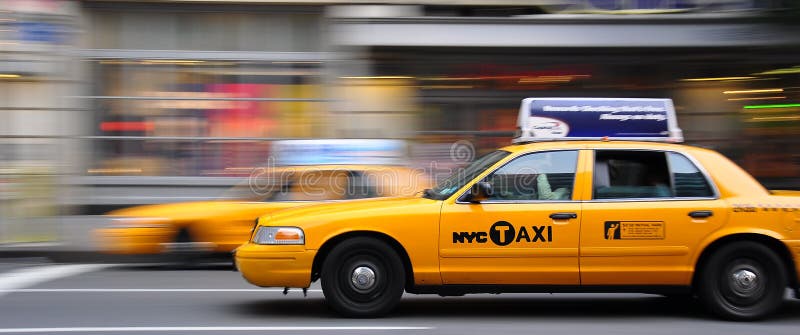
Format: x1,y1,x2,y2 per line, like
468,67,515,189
580,149,727,285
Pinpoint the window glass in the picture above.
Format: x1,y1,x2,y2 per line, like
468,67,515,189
668,152,714,197
484,150,578,201
224,167,427,202
593,150,672,199
427,150,510,200
364,168,428,198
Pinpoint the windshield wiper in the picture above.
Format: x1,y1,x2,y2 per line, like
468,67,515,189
422,188,436,199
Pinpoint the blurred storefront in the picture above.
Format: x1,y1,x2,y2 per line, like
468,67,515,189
79,2,330,177
0,0,79,242
359,47,800,164
4,0,800,219
328,4,800,189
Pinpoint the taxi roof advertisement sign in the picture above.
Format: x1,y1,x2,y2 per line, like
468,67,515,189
271,139,407,166
514,98,683,143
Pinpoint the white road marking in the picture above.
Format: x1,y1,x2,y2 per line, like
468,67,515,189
0,264,112,298
2,288,323,293
0,326,433,333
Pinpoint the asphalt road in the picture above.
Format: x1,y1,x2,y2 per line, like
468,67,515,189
1,261,799,334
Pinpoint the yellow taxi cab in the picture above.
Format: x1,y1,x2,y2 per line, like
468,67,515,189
235,98,800,320
94,140,429,258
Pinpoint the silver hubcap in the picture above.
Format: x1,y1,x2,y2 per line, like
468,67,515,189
351,266,376,291
731,269,759,293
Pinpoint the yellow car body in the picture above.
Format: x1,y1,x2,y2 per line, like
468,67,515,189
95,165,429,255
236,141,800,320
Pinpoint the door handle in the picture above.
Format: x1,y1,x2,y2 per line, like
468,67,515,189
689,210,713,218
550,212,578,220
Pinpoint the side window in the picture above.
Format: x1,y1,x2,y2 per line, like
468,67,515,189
343,171,378,200
593,150,672,199
667,152,714,198
270,170,351,201
484,150,578,201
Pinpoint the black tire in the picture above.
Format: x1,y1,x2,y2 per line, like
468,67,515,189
697,241,787,320
166,228,201,268
175,227,192,243
320,237,405,318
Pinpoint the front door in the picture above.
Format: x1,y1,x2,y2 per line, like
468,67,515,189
439,150,586,285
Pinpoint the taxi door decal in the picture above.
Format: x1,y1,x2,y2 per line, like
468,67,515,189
453,221,553,245
604,221,664,240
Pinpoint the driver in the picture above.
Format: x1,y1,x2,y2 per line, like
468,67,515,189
531,157,569,200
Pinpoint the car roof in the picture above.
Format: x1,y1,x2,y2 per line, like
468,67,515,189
498,140,710,154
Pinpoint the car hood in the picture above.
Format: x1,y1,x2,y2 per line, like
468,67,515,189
263,196,441,229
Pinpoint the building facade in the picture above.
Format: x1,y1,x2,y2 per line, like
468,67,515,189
1,0,799,242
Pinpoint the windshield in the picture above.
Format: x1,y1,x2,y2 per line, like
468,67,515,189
424,150,510,200
219,170,357,202
221,168,429,201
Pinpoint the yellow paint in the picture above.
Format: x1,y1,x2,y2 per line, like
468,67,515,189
94,166,429,255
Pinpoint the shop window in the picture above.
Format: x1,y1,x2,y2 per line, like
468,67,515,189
89,60,325,176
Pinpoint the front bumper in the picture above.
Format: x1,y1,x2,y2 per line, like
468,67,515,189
235,242,315,288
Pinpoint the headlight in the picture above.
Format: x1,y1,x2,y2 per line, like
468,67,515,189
252,226,305,245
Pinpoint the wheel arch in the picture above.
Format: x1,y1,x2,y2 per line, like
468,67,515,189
692,233,798,290
311,231,415,290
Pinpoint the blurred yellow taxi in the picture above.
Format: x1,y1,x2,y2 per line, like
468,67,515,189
95,140,429,257
236,98,800,320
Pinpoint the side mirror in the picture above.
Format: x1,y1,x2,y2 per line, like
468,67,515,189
467,181,493,203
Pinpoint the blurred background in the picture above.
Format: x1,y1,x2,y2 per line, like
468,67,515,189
1,0,800,251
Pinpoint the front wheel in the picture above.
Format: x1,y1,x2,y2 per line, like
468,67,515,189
321,237,405,317
697,241,787,320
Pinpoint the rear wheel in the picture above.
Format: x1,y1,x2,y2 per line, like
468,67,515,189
321,237,405,317
697,241,787,320
165,228,202,268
